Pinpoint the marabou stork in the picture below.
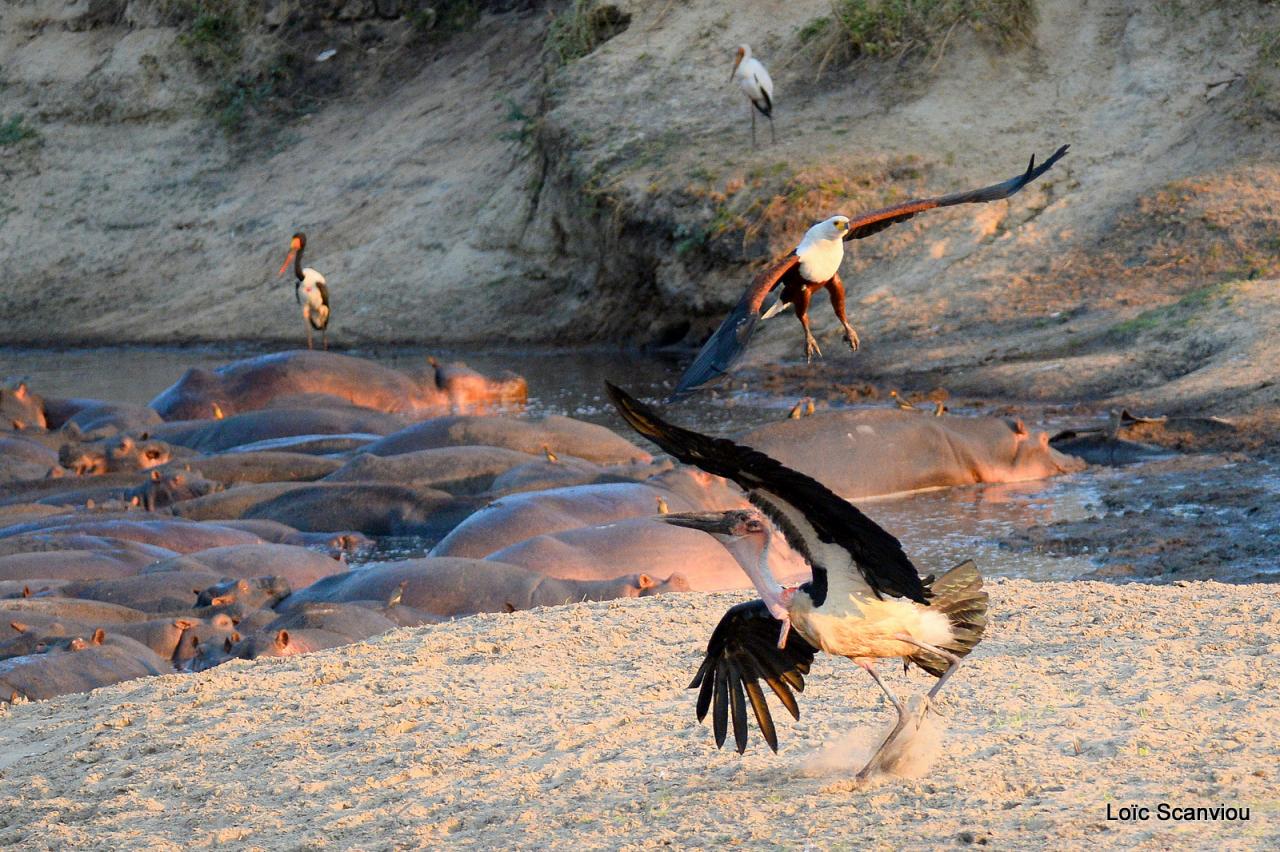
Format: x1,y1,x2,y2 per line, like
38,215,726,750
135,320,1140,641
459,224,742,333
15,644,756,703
732,45,774,148
672,145,1070,396
606,383,988,778
277,232,331,350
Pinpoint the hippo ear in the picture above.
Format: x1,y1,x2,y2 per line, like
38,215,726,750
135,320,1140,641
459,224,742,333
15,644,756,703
174,619,196,630
151,469,162,481
1008,419,1029,438
275,630,290,649
92,628,106,645
637,573,657,590
210,596,232,607
1038,431,1050,448
130,496,140,507
118,436,134,450
69,637,87,651
10,621,28,634
11,419,24,431
231,632,241,642
21,586,31,598
14,383,27,400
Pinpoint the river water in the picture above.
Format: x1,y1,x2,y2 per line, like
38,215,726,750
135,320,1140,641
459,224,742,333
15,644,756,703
1,345,1109,579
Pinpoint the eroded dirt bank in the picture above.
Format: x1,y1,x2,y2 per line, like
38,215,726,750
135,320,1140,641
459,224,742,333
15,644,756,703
3,1,1280,422
0,580,1276,849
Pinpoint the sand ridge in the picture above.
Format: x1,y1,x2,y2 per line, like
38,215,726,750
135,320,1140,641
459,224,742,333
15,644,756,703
0,578,1275,849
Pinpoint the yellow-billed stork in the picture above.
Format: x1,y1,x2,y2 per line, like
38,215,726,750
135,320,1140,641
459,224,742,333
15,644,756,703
607,383,988,778
731,44,774,148
276,232,331,350
673,145,1070,395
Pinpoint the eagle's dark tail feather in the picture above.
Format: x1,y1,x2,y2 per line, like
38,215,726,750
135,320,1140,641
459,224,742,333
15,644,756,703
911,559,988,677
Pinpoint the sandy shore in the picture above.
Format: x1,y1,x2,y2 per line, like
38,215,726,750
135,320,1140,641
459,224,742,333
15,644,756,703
1,579,1276,850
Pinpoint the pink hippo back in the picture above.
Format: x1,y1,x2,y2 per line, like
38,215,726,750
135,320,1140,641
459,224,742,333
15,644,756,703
429,482,701,559
742,410,1086,498
149,350,527,421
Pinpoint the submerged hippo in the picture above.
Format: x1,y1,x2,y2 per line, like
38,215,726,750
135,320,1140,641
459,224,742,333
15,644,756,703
148,350,526,421
362,415,651,465
0,631,170,704
322,446,540,494
239,483,481,537
0,381,46,431
158,452,343,485
277,557,689,619
58,434,174,476
0,517,263,553
146,544,345,589
143,407,408,454
430,480,740,559
741,409,1086,498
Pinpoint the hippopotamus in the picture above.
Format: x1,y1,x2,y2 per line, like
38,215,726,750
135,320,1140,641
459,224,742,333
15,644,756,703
483,516,810,592
322,446,540,494
142,408,408,454
277,557,690,619
148,350,527,421
1048,411,1236,463
61,400,163,436
203,519,371,554
0,631,170,703
0,595,151,625
27,468,222,511
167,482,314,521
55,571,226,614
740,409,1086,498
0,619,93,659
58,434,175,476
0,532,177,567
145,544,346,589
0,551,145,583
429,480,739,559
0,517,263,553
106,615,238,665
487,455,667,495
0,434,60,469
191,627,349,671
194,576,292,618
227,434,383,455
240,483,481,537
0,456,57,485
0,381,46,431
263,602,405,640
159,452,343,485
362,415,651,466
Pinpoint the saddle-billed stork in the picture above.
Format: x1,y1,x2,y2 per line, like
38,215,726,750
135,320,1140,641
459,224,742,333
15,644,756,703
277,232,331,350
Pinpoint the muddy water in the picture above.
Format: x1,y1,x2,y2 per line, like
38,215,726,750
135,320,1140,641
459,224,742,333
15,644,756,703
3,345,1104,579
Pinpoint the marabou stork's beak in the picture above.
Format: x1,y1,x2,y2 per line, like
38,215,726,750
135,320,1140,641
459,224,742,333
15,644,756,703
658,511,741,536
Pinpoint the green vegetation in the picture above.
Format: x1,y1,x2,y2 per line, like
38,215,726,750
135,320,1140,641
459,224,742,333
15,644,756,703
802,0,1037,71
546,1,632,67
0,114,38,146
1108,282,1237,339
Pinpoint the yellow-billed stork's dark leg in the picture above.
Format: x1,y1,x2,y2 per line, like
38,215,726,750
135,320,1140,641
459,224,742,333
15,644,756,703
321,327,328,351
792,286,822,362
854,660,914,781
768,114,776,145
825,274,860,352
750,103,757,150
